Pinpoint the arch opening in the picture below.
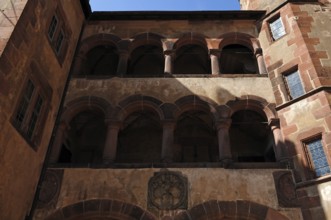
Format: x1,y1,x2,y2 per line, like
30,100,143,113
86,45,119,76
229,110,276,162
174,44,211,74
128,45,164,76
117,110,162,163
58,111,106,164
220,44,257,74
174,110,218,162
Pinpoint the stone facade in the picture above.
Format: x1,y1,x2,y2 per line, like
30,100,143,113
0,0,84,219
1,0,331,219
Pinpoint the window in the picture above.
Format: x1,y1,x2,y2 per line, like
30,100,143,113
283,70,305,99
305,138,331,177
47,7,70,63
269,16,286,41
12,64,51,149
55,29,64,54
48,15,58,40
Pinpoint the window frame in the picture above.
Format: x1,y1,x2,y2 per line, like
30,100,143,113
267,14,287,42
11,63,52,150
282,68,305,100
303,135,331,179
46,6,71,64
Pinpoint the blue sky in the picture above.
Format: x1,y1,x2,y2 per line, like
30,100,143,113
90,0,240,11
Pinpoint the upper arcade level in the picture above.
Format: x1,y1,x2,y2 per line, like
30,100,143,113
72,10,268,77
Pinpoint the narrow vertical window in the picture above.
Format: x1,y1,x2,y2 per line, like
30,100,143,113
14,80,35,128
27,95,43,138
55,30,64,54
305,138,331,177
12,74,50,149
269,17,286,41
47,8,70,63
284,70,305,99
48,16,58,40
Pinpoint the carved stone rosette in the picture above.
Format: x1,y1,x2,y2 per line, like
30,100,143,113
148,170,188,210
37,169,63,208
273,171,299,207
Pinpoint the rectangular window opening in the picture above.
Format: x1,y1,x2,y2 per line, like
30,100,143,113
305,138,331,178
48,15,58,40
55,30,64,54
14,80,35,128
269,16,286,41
283,70,305,100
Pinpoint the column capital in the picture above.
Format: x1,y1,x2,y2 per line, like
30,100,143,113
216,118,232,130
164,49,175,56
209,49,222,57
254,47,263,56
268,118,280,128
118,50,129,57
105,119,122,129
162,120,176,128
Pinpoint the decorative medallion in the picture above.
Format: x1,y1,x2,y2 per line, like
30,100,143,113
148,170,188,210
37,169,63,208
273,171,299,207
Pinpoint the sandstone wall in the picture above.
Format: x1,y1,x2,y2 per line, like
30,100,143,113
65,77,275,107
0,0,84,219
257,2,331,219
34,168,303,220
83,19,259,40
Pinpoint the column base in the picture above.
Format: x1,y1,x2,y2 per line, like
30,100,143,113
220,158,233,168
103,159,115,165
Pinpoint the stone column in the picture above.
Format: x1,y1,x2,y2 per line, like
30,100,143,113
116,50,129,75
255,48,267,74
209,49,221,75
72,55,87,75
103,120,121,164
49,122,68,163
161,121,176,162
216,118,232,163
164,50,174,75
269,118,287,161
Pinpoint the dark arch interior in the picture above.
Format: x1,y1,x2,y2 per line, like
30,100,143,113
128,45,164,75
174,44,211,74
58,111,107,164
174,110,218,162
229,110,276,162
220,44,258,74
117,110,162,163
85,45,119,75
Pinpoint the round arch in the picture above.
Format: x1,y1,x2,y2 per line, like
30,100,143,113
61,96,113,124
129,32,164,52
174,32,209,50
174,95,218,121
173,95,219,162
173,33,210,74
49,96,113,163
218,32,259,51
128,33,165,75
45,199,157,220
225,96,276,121
113,95,164,163
225,97,278,163
72,34,122,76
112,95,165,122
175,200,289,220
218,33,261,74
79,34,122,56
